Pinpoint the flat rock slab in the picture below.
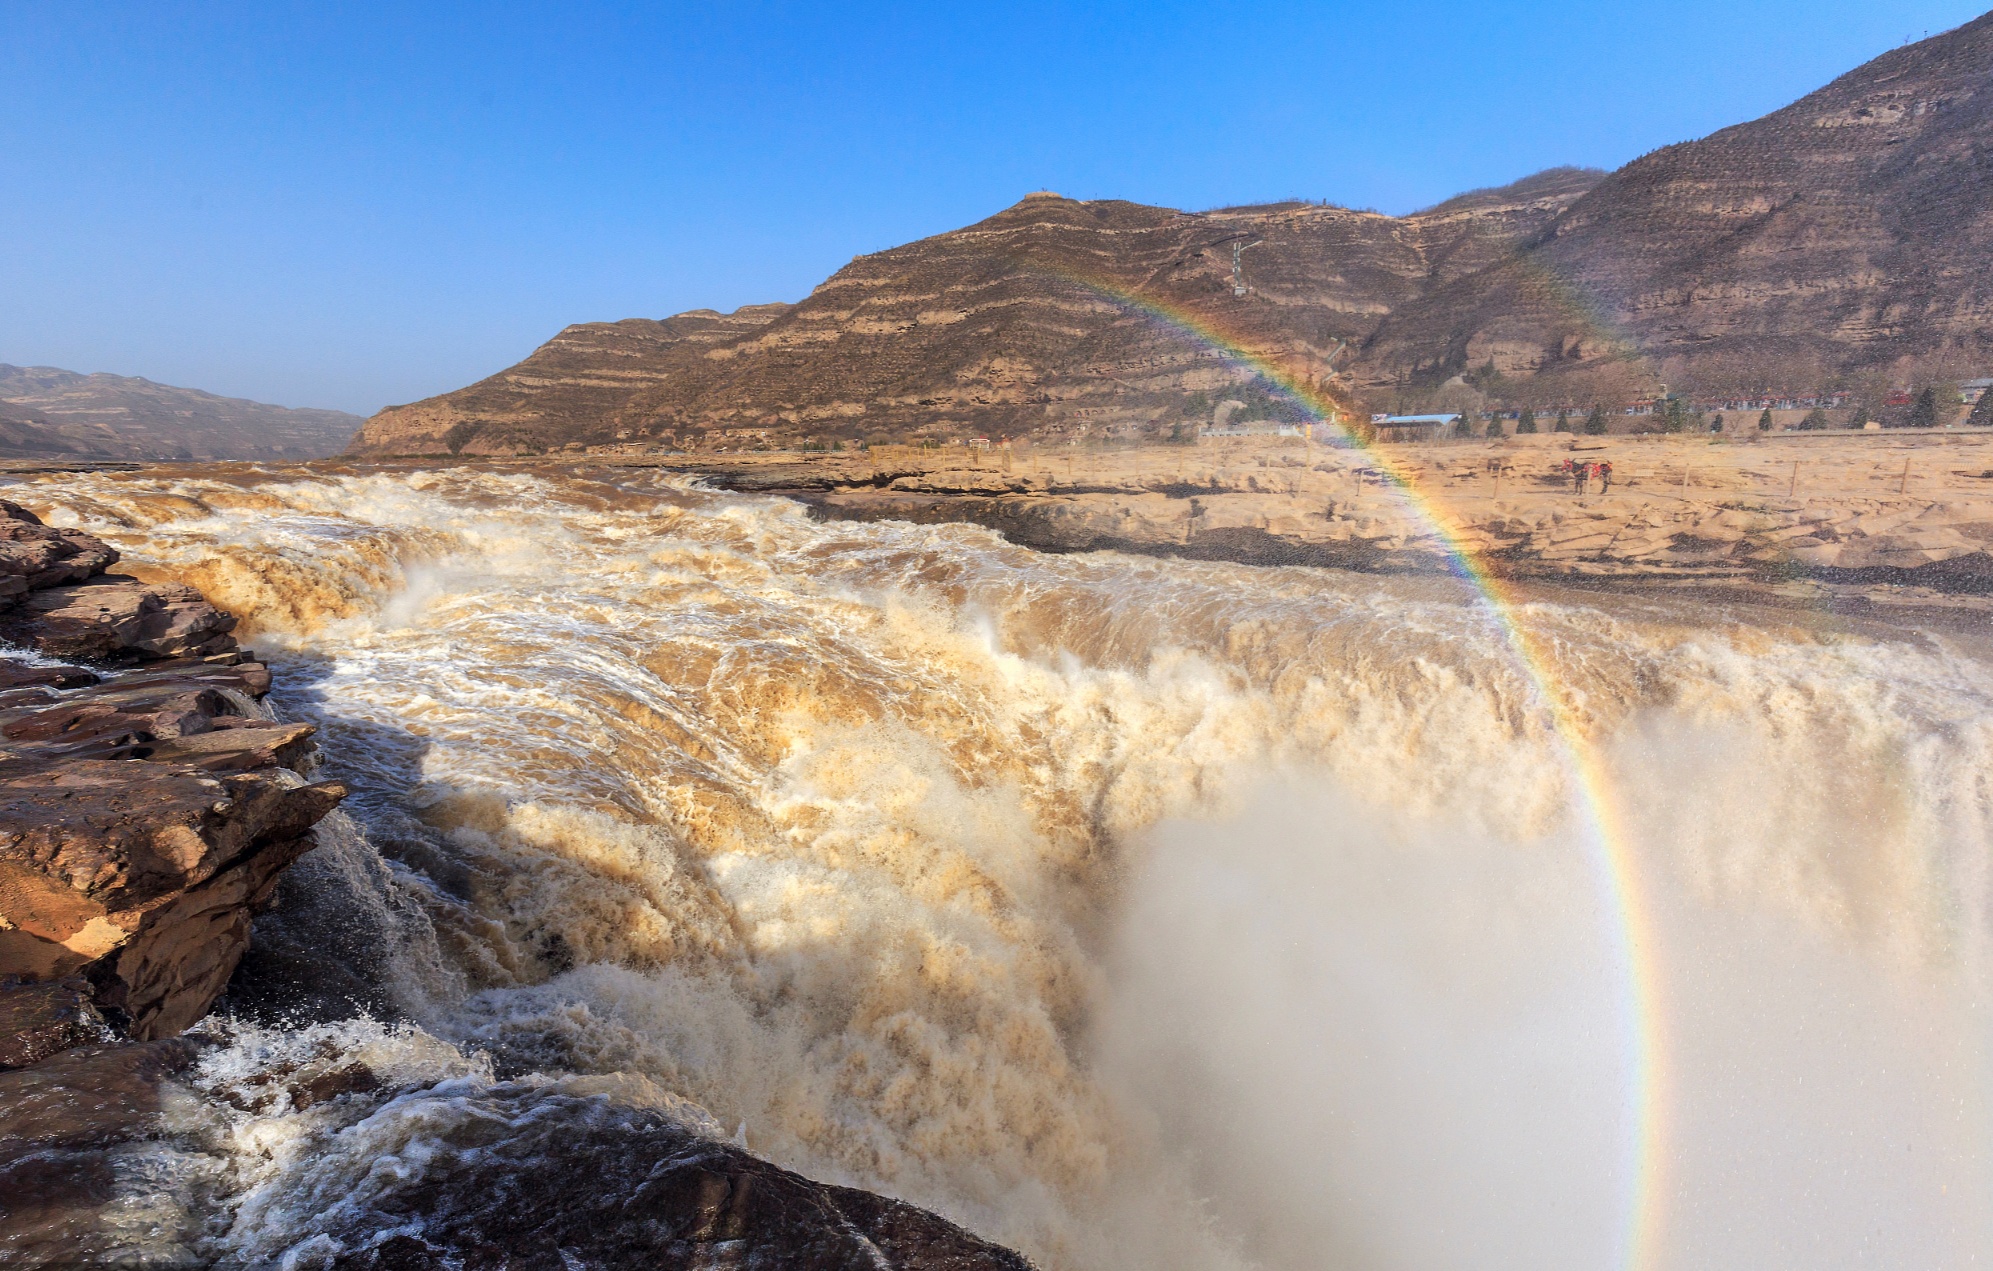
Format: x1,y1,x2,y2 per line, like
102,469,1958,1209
0,575,239,662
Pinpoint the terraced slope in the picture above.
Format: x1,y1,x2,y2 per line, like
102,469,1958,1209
349,171,1600,454
1356,12,1993,402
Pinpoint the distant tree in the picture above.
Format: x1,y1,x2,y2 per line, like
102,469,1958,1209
1583,404,1610,435
1850,404,1873,430
1799,407,1831,431
1968,391,1993,429
1554,409,1573,434
1662,398,1687,433
1516,407,1538,434
1907,387,1941,429
1758,408,1774,432
442,420,483,455
1710,413,1725,433
1453,413,1473,439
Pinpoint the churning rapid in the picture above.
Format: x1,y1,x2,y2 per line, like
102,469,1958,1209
29,463,1993,1269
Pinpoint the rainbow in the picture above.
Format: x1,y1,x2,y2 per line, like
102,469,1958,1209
1053,272,1672,1271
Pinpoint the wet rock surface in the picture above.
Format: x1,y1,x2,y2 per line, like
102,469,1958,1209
306,1088,1036,1271
0,499,120,600
0,497,347,1257
0,573,242,662
0,976,111,1069
0,1036,203,1263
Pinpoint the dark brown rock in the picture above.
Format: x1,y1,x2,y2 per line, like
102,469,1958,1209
0,1035,199,1147
300,1084,1034,1271
0,976,109,1068
141,721,319,773
100,827,323,1037
0,1037,201,1262
0,659,98,692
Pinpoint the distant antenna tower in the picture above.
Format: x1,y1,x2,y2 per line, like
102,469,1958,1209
1231,236,1263,297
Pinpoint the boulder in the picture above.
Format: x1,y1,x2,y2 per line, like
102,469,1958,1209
0,756,345,1038
141,722,319,773
0,662,99,692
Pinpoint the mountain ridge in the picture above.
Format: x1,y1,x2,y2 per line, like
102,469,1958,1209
0,365,361,461
349,13,1993,455
350,169,1600,455
1360,11,1993,404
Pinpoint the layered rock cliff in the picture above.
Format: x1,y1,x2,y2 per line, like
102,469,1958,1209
0,501,341,1039
351,16,1993,454
349,171,1603,455
1359,12,1993,401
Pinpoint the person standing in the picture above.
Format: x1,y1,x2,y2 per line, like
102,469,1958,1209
1598,460,1613,493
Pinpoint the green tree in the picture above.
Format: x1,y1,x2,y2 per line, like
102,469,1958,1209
1484,414,1505,439
1907,387,1941,429
1554,410,1573,434
1967,391,1993,429
1583,405,1609,435
1850,404,1873,430
1453,413,1473,439
1516,407,1538,435
1710,413,1725,434
1799,408,1830,431
1662,398,1687,433
1758,408,1774,432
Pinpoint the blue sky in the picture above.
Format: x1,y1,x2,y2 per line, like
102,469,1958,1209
3,1,1985,415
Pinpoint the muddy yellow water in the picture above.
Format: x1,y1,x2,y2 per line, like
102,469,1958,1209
22,463,1992,1270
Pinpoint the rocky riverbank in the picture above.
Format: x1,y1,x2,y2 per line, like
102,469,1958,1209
630,432,1993,589
0,499,350,1260
0,499,1033,1268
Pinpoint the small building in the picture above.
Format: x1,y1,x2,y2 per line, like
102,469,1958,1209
1962,378,1993,404
1369,414,1456,441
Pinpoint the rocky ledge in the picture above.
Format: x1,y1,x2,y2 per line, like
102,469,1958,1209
639,433,1993,589
0,500,1032,1269
0,500,340,1044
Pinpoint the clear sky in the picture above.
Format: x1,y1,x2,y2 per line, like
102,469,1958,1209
4,1,1986,415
